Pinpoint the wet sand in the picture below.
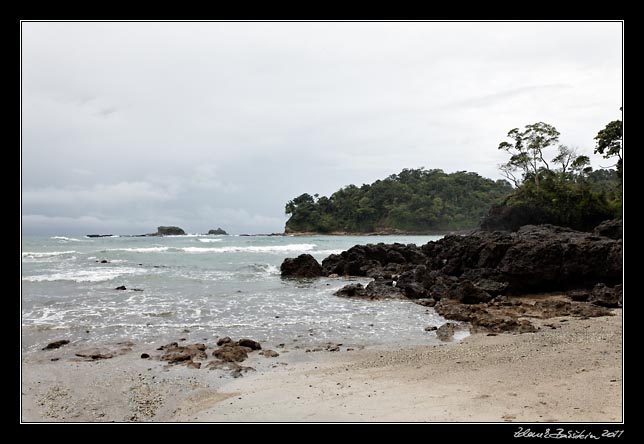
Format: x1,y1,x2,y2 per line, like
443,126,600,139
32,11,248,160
21,309,622,422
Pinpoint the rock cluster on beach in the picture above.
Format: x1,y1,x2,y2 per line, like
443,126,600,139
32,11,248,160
281,221,623,333
152,337,268,376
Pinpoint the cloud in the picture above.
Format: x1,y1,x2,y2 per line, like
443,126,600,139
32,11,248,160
21,22,622,235
96,106,118,117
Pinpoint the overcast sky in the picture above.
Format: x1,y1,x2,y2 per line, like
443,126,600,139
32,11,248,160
21,21,622,235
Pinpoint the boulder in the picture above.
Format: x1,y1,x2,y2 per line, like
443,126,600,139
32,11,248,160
593,219,622,240
216,336,233,346
334,283,367,298
212,344,251,362
238,338,262,350
589,283,622,308
207,228,228,235
42,340,70,350
280,254,323,278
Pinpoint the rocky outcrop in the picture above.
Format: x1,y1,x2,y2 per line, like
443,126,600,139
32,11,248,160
282,223,622,333
280,254,324,278
207,228,228,235
321,243,425,277
334,279,405,300
155,226,186,236
593,219,622,240
589,283,622,308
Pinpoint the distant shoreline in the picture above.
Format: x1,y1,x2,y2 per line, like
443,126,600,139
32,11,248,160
285,229,473,236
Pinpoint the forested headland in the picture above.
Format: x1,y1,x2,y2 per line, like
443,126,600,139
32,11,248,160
284,114,622,235
284,169,513,234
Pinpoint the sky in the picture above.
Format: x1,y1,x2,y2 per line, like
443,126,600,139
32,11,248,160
21,21,622,235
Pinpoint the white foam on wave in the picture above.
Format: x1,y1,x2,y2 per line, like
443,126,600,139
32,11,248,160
197,238,223,243
22,251,77,258
50,236,82,242
111,247,171,253
181,244,317,254
251,264,280,275
23,266,145,283
164,234,202,237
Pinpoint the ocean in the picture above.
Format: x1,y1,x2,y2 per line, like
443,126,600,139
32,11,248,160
22,233,465,353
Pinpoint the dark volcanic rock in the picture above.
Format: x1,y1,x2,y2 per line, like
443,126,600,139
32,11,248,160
115,285,127,290
320,223,621,335
212,344,251,362
216,337,233,346
335,279,405,300
160,343,208,365
500,225,622,292
593,219,622,240
207,228,228,235
365,278,406,299
447,280,493,304
238,338,262,350
320,242,424,277
280,254,323,278
589,283,622,308
434,299,537,333
156,226,186,236
334,283,367,298
42,340,70,350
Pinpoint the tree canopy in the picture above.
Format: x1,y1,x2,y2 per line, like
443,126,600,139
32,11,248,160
284,168,513,233
594,118,623,180
482,121,621,231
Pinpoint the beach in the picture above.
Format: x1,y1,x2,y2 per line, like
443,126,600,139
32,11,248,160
21,308,622,423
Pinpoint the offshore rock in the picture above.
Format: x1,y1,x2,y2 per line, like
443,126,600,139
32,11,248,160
280,254,324,278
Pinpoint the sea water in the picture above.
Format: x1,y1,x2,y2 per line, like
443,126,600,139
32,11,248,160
22,234,463,353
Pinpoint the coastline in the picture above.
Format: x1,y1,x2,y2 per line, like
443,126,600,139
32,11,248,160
286,229,473,237
21,308,622,422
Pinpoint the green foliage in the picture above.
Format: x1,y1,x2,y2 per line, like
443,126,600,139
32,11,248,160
284,168,513,233
498,122,560,190
594,119,623,179
486,120,622,231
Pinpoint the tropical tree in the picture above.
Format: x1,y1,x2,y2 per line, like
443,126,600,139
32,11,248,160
594,118,623,180
498,122,560,190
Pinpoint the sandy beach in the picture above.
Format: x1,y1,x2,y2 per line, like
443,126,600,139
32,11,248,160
21,308,622,423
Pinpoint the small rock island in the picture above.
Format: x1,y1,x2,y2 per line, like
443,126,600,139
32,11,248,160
154,226,186,236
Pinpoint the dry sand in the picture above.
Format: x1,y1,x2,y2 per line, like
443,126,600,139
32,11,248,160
21,309,622,423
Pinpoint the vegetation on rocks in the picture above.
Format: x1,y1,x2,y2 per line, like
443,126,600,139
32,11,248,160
285,168,512,233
